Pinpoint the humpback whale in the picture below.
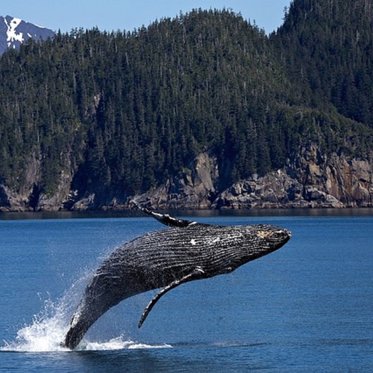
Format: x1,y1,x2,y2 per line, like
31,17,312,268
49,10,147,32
63,204,291,349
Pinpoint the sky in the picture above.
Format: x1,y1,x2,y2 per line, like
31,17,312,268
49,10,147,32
2,0,292,34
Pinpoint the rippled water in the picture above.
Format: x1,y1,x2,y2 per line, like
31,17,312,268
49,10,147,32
0,211,372,372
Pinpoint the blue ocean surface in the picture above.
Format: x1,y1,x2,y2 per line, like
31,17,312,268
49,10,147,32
0,210,372,372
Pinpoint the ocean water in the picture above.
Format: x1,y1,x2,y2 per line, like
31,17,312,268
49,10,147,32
0,211,372,372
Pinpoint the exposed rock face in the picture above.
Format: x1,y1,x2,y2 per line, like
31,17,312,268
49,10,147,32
0,145,371,211
0,153,41,212
213,171,346,209
37,170,74,211
294,145,372,208
324,156,372,207
213,171,309,209
0,154,74,212
134,153,219,209
0,185,24,211
134,145,372,210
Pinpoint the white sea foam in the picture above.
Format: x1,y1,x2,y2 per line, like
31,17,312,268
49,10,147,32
82,337,171,351
1,298,72,352
1,276,172,352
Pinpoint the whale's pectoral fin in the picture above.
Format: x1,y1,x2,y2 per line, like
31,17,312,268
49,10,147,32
138,267,205,328
131,200,197,227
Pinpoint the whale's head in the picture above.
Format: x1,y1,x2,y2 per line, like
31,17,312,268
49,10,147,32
240,224,291,261
208,224,291,274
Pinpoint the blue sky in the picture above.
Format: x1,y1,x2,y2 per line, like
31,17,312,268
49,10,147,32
3,0,292,34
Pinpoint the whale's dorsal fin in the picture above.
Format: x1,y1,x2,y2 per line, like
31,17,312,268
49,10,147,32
138,267,205,328
131,201,197,228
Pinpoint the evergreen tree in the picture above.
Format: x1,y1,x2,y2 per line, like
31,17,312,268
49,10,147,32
0,7,371,205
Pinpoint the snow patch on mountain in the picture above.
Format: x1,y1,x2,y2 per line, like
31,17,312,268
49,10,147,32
4,17,24,47
0,15,55,54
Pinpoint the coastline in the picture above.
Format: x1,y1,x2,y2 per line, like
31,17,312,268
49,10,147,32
1,207,373,220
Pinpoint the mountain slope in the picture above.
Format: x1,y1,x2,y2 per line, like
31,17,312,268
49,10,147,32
0,8,371,211
273,0,373,126
0,15,54,54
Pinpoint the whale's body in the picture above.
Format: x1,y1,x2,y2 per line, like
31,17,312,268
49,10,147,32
64,206,291,349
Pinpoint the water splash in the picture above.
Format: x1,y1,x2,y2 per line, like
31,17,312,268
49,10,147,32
1,297,72,352
82,337,171,351
1,276,171,352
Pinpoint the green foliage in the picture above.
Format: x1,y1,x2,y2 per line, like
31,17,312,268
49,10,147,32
0,7,371,200
273,0,373,127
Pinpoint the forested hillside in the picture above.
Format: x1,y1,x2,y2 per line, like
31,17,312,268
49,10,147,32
0,2,372,211
274,0,373,126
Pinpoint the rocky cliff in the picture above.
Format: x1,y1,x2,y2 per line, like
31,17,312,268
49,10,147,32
1,144,371,212
133,146,372,210
0,145,371,212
